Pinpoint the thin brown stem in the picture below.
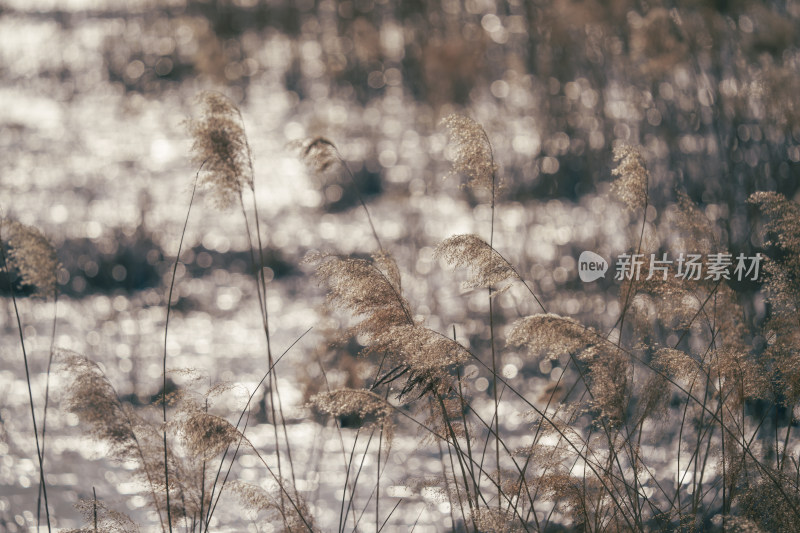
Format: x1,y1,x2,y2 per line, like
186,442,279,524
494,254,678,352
0,224,52,533
37,288,58,528
162,165,202,532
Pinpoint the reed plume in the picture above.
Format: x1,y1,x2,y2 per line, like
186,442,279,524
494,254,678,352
187,92,253,208
310,388,394,443
670,190,718,254
293,136,340,175
307,250,411,341
469,506,520,533
507,313,596,360
611,145,648,212
750,192,800,405
294,136,385,251
652,347,699,382
61,351,267,530
232,481,317,533
60,350,169,530
176,406,245,462
442,114,497,193
308,251,468,396
2,219,58,296
65,497,139,533
434,234,518,292
749,191,800,253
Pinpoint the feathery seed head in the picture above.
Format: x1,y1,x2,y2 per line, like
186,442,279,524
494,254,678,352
60,350,138,452
2,219,58,297
764,312,800,403
507,313,595,360
232,482,318,533
69,499,139,533
442,114,497,193
738,478,800,532
579,345,630,424
435,234,518,291
670,190,718,254
201,92,238,116
724,516,767,533
508,314,630,422
611,145,649,211
653,347,698,381
308,251,467,395
540,472,609,527
292,137,340,174
749,191,800,253
714,347,769,406
310,388,394,443
178,410,244,460
368,324,470,397
421,394,471,442
306,250,411,342
59,349,175,509
188,92,253,208
639,372,670,421
749,192,800,404
470,507,520,533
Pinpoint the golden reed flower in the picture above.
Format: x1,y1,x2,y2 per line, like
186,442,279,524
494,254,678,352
2,219,58,297
188,92,253,208
442,114,497,193
611,145,649,212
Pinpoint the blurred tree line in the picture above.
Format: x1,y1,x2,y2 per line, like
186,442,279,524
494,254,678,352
100,0,800,253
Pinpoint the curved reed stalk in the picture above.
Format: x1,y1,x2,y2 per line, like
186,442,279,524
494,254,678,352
0,219,57,533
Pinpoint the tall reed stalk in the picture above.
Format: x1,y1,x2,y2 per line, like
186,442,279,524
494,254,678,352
1,219,57,533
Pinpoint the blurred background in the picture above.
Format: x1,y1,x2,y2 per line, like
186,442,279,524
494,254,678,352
1,0,800,530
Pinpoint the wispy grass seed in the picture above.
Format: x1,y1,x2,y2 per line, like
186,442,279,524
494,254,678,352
2,219,58,296
611,145,649,212
188,92,253,208
442,114,497,194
